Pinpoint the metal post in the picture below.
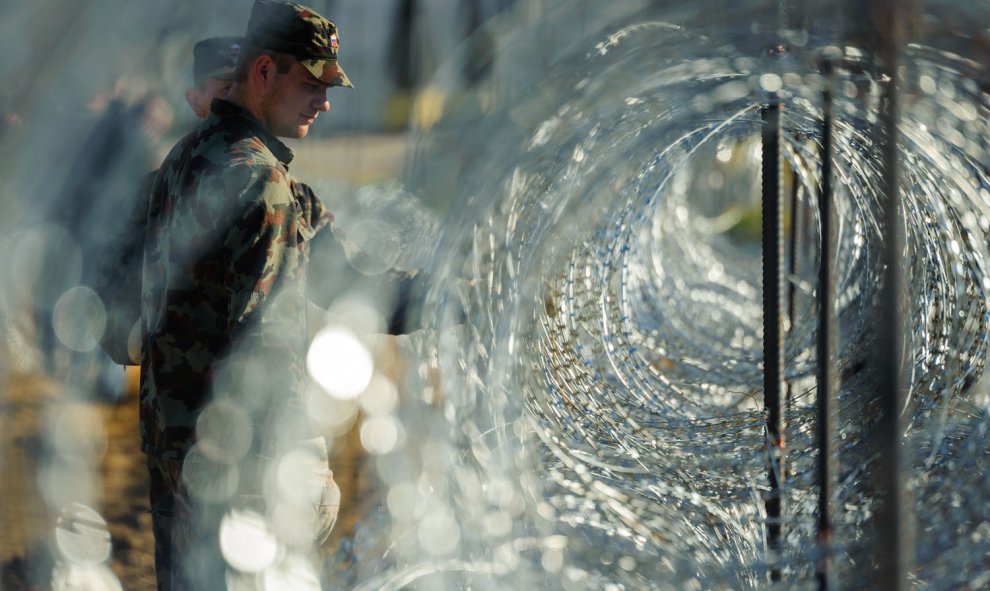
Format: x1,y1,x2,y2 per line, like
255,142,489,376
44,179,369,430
786,144,802,418
762,97,786,583
816,57,838,591
875,0,910,588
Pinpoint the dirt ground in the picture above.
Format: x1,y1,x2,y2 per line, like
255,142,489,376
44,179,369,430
0,364,384,590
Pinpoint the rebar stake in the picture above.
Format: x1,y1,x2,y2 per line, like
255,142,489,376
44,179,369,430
816,57,838,591
876,2,910,588
762,97,786,583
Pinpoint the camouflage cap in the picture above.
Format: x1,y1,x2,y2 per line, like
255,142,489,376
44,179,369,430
193,36,242,84
245,0,354,88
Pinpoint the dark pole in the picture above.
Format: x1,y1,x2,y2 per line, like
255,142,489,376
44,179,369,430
816,57,838,591
875,0,910,588
762,96,785,583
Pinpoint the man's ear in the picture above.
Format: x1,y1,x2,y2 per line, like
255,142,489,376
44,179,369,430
185,87,204,118
253,55,277,90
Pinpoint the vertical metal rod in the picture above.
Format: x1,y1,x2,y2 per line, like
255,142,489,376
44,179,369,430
786,149,802,419
876,1,910,588
762,97,785,583
816,57,838,591
786,134,807,325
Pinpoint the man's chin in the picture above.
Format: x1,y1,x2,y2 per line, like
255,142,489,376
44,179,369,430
275,126,308,139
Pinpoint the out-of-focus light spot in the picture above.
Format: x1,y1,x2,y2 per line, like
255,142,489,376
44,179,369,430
708,171,724,189
324,297,383,336
843,80,858,98
40,462,97,509
344,218,402,275
359,373,398,416
360,415,402,455
268,501,318,547
275,447,328,506
758,73,783,93
713,80,747,103
375,451,418,485
307,327,373,399
269,438,339,545
224,353,283,413
542,535,568,574
544,535,569,551
421,437,454,474
54,503,112,565
225,570,257,590
305,383,358,435
387,481,422,522
618,555,637,571
262,555,321,591
483,510,513,538
691,93,713,114
219,509,279,574
716,144,732,163
542,548,565,573
53,286,106,352
494,543,521,573
417,469,449,499
182,445,238,502
486,477,516,508
196,400,253,464
417,510,461,556
51,563,122,591
52,404,107,462
938,77,957,99
8,225,82,303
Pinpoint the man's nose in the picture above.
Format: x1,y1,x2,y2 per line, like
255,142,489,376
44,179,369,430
315,93,330,112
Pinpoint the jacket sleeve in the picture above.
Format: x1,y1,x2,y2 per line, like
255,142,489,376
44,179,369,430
220,164,296,326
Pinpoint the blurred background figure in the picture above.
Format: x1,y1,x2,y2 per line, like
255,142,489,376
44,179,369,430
185,36,241,119
33,83,173,396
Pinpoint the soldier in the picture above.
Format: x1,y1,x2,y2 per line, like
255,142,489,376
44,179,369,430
185,37,242,119
138,2,357,588
23,88,171,402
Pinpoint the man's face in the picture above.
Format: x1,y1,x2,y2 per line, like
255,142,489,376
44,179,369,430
202,78,233,111
259,61,331,138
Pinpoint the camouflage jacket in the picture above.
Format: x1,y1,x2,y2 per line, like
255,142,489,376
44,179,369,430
140,99,330,459
97,174,334,367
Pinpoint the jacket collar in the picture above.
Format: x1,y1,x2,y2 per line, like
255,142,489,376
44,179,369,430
209,98,295,166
